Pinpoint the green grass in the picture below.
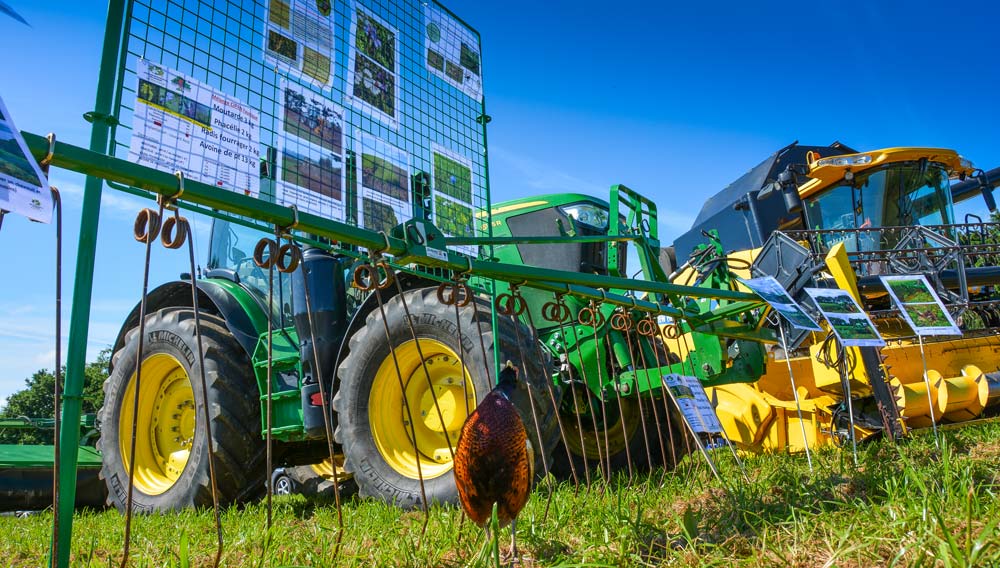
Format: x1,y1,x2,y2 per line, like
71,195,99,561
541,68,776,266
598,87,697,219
5,421,1000,567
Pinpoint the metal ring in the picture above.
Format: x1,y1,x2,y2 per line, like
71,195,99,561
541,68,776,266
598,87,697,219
40,132,56,168
663,323,680,339
578,306,606,328
495,293,526,317
541,301,571,323
437,281,472,307
276,242,302,273
133,208,161,244
375,261,395,290
610,311,632,331
636,317,658,337
253,238,278,269
352,263,378,291
160,215,188,249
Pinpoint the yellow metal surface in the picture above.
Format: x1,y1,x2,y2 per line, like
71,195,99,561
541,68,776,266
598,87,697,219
309,455,351,481
369,339,476,480
118,353,194,496
798,147,975,200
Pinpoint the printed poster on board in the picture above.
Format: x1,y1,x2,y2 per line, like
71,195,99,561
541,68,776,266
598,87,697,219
128,60,260,197
277,81,346,221
347,5,399,128
662,374,724,434
357,132,411,234
432,144,476,257
0,94,51,223
880,275,961,337
804,287,885,347
739,276,822,332
263,0,335,87
424,3,483,102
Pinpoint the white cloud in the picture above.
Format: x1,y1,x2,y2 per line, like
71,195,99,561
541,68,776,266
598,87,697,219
490,145,605,196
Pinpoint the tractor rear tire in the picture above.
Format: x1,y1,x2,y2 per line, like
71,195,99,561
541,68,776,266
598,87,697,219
334,287,559,509
98,308,264,512
551,390,687,479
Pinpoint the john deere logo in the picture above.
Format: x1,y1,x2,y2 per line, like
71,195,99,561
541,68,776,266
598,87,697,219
315,0,331,16
30,198,41,208
149,64,164,77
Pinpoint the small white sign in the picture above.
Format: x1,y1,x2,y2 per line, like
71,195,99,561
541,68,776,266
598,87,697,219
0,94,51,223
662,374,724,434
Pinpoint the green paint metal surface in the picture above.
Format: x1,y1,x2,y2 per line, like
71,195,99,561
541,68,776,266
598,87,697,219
251,326,306,441
0,446,102,469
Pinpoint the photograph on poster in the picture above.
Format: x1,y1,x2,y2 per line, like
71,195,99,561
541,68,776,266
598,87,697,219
347,7,399,127
281,150,343,201
357,133,411,233
804,287,885,347
739,276,822,332
880,275,961,336
264,0,335,86
282,84,344,155
431,145,477,256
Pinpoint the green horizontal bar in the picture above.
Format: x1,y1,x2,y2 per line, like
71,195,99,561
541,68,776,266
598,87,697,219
23,132,763,319
444,234,641,246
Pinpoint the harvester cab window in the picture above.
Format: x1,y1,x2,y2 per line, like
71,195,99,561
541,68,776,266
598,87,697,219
804,163,955,252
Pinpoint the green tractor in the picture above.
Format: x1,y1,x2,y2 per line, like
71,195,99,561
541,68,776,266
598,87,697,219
97,182,763,511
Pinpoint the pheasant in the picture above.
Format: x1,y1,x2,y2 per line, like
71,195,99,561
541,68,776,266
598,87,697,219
454,360,533,560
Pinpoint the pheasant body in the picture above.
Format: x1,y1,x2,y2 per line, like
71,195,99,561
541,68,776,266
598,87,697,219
454,365,531,528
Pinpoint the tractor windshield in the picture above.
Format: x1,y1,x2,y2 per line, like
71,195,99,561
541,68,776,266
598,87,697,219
803,162,954,251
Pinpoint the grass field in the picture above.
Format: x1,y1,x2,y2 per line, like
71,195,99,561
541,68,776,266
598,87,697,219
4,421,1000,567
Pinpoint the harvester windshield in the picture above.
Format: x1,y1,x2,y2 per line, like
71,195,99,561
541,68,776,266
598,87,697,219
804,162,954,251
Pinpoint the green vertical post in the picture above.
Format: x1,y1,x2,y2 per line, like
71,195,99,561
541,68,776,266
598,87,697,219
50,0,127,566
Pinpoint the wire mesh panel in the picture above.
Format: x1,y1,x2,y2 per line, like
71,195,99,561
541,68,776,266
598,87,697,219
112,0,489,255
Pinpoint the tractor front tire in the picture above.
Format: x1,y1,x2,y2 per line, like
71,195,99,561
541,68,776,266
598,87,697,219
98,308,264,512
334,287,559,508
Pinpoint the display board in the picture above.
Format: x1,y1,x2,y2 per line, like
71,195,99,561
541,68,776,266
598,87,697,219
739,276,822,332
804,287,885,347
111,0,489,255
662,374,724,434
0,94,51,223
880,275,961,336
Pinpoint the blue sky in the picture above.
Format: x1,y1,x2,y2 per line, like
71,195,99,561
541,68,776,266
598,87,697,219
0,0,998,403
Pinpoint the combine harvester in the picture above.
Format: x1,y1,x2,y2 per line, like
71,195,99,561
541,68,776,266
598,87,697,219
669,142,1000,451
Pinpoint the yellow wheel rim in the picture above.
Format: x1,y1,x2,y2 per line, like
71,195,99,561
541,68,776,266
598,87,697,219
118,353,195,496
562,383,641,460
369,339,476,479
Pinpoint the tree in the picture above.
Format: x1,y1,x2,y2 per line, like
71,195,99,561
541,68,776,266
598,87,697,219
0,348,110,445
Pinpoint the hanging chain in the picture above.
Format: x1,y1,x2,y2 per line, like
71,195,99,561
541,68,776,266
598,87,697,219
611,309,654,473
286,235,345,558
495,287,551,487
542,295,589,488
120,201,164,568
355,256,432,543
